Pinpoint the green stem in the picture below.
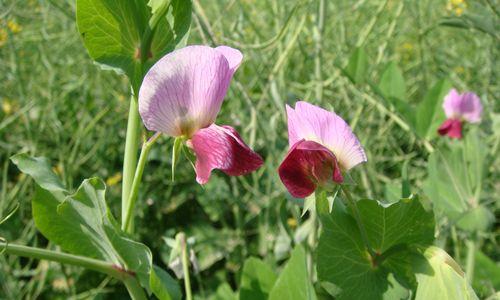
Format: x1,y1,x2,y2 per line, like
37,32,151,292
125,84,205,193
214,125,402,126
341,186,377,258
0,242,147,300
121,96,141,230
308,194,319,281
465,239,476,283
122,132,161,233
179,233,193,300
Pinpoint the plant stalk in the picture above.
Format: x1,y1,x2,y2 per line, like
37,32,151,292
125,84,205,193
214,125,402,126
122,132,161,233
179,233,193,300
465,239,476,283
0,242,147,300
341,186,377,258
121,96,142,230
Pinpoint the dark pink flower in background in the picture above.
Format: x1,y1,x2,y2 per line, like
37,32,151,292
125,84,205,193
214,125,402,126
438,89,482,139
278,101,367,198
139,45,263,184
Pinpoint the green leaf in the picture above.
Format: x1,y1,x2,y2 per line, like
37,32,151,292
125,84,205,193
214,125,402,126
317,197,435,299
12,154,180,297
423,131,488,229
473,251,500,296
415,79,451,139
456,205,494,232
149,0,192,67
269,245,317,300
379,62,406,102
344,47,368,84
210,283,237,300
150,265,182,300
76,0,149,85
239,257,277,300
414,247,478,300
10,153,65,192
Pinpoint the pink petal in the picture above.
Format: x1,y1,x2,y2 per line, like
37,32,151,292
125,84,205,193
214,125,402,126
438,118,463,139
443,89,463,119
138,45,242,137
459,92,482,123
215,46,243,75
286,101,367,170
278,140,343,198
189,124,263,184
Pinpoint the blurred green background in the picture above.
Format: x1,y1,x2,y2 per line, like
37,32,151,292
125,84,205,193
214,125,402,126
0,0,498,299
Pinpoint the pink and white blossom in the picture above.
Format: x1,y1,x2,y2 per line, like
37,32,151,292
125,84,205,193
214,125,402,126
139,45,262,184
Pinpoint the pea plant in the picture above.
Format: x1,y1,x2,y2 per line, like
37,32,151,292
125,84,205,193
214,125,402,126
1,1,495,299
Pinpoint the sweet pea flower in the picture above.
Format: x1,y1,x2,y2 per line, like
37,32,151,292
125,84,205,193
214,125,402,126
278,101,367,198
438,89,482,139
138,45,263,184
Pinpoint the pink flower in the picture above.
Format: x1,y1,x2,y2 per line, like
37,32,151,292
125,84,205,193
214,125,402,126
438,89,482,139
139,45,263,184
278,101,367,198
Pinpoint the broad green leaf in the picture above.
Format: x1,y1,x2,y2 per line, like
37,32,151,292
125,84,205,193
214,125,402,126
344,47,368,84
76,0,150,86
10,154,65,192
150,265,182,300
317,197,434,300
473,251,500,296
414,247,478,300
269,246,317,300
239,257,277,300
12,154,180,298
379,62,406,102
415,79,451,139
423,130,488,230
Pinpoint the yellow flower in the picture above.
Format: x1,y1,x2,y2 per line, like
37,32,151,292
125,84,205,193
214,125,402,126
455,7,464,16
52,163,63,175
451,0,464,5
7,20,22,34
447,0,467,16
0,28,7,47
2,99,13,115
106,172,122,186
287,218,297,229
453,66,465,74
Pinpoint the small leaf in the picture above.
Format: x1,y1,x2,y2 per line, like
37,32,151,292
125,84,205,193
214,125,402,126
150,265,182,300
473,251,500,296
414,247,478,300
239,257,277,300
344,47,368,84
379,62,406,102
415,79,451,139
11,153,65,192
211,283,237,300
269,246,317,300
456,205,494,232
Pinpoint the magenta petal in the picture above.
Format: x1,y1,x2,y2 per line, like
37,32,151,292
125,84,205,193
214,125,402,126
438,118,463,139
278,140,343,198
189,124,263,184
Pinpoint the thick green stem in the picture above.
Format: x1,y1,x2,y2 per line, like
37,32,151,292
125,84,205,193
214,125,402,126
341,186,377,258
122,96,141,229
122,133,161,233
0,242,147,300
465,239,476,283
179,233,193,300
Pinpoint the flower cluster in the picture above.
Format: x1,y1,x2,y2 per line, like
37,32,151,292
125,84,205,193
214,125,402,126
139,45,483,198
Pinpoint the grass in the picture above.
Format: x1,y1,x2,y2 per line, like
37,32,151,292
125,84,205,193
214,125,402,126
1,0,498,298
